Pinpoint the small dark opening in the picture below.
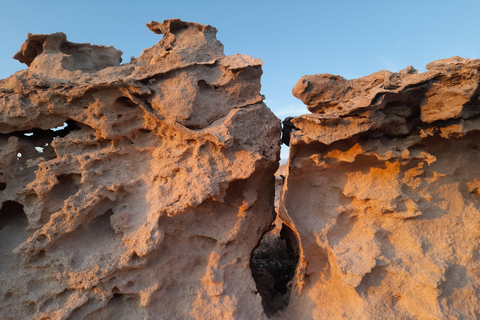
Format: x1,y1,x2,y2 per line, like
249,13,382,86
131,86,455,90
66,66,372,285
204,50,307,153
114,96,137,109
10,119,81,141
250,223,299,316
0,201,27,231
0,183,6,191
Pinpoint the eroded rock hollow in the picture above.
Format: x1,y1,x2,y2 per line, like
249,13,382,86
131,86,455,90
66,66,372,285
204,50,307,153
0,19,281,319
279,57,480,319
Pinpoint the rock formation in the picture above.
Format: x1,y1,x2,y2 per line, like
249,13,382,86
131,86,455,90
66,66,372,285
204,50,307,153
0,19,281,319
278,57,480,319
4,16,480,320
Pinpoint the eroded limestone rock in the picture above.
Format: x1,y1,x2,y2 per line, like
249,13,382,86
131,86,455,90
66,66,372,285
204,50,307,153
0,19,280,319
13,32,123,73
279,57,480,319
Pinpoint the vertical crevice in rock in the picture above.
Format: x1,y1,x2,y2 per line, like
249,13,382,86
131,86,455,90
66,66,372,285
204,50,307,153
281,116,297,146
250,223,299,317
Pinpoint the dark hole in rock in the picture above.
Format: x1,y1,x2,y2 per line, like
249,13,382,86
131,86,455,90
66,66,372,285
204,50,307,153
130,252,141,262
11,119,82,142
112,293,123,300
169,20,190,33
27,302,37,314
0,201,27,231
114,96,137,109
224,179,246,206
250,223,299,316
31,250,47,265
51,173,81,202
55,120,82,136
0,183,6,191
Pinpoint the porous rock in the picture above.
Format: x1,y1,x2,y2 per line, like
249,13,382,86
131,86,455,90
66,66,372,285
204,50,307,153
279,57,480,319
0,19,280,319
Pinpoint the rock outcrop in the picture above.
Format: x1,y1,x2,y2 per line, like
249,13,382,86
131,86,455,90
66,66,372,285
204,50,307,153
278,57,480,319
5,17,480,320
0,19,280,319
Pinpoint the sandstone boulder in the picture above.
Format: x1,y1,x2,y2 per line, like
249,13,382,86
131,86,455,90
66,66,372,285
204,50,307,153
280,57,480,319
0,19,280,319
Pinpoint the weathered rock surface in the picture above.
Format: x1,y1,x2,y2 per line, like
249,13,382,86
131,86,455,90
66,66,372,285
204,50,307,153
0,19,280,319
279,57,480,319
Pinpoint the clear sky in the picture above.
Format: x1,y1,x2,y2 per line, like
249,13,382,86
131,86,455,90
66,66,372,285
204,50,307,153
2,0,480,158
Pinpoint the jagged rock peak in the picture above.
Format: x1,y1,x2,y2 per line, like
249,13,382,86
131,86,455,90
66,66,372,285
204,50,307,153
146,19,215,35
138,19,225,66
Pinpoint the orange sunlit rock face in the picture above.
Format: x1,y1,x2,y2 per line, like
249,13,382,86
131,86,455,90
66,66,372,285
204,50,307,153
0,19,280,319
279,57,480,319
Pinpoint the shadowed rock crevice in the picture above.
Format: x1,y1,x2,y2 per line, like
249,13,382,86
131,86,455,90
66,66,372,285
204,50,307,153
9,119,81,139
281,116,297,146
250,223,299,317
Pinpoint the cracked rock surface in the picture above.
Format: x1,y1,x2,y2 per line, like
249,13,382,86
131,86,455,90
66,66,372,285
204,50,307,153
279,57,480,319
0,19,280,319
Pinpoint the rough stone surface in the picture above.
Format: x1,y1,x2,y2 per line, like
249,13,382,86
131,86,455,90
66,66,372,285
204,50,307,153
279,57,480,319
0,19,280,319
13,32,123,72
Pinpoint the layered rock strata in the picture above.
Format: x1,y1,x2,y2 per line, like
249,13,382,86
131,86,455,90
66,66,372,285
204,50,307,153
279,57,480,319
0,19,280,319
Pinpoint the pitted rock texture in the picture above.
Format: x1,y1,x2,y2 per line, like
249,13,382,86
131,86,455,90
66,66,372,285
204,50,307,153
0,19,280,319
279,57,480,319
13,32,123,72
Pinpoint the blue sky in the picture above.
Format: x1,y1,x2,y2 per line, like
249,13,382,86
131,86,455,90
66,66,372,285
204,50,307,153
2,0,480,159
